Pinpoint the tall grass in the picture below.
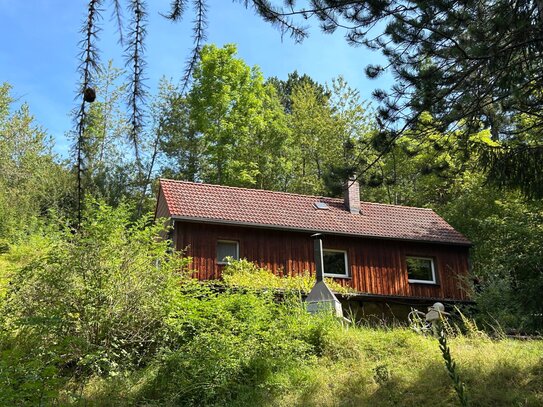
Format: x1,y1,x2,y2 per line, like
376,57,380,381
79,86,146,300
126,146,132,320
70,317,543,407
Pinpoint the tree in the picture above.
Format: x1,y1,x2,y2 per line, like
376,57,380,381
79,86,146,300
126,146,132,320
188,43,267,185
267,71,330,114
239,0,543,197
159,59,377,196
161,44,291,189
441,174,543,331
0,83,73,239
286,77,374,195
74,1,543,199
287,81,336,194
77,61,144,208
158,81,202,183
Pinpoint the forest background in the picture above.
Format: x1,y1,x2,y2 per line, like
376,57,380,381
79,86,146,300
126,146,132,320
1,1,543,405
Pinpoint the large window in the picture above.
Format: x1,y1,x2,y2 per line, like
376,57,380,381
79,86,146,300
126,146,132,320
217,240,239,264
323,249,349,278
406,256,436,284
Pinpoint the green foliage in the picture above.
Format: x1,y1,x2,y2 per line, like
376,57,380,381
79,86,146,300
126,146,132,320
440,175,543,332
142,287,336,406
0,335,62,407
77,61,145,209
159,46,374,196
158,79,202,182
0,200,188,404
78,324,543,407
159,44,294,190
1,201,542,406
0,82,74,240
187,43,291,188
221,258,354,295
437,326,469,406
240,0,543,198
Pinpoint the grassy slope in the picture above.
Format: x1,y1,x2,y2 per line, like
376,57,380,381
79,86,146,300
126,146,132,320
3,251,541,406
275,328,543,407
81,326,543,407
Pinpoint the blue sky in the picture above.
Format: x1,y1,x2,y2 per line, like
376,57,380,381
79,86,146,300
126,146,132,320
0,1,391,157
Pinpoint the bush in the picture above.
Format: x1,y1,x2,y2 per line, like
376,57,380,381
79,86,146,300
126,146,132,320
0,200,188,403
141,285,338,406
222,258,354,295
0,332,62,406
0,200,346,405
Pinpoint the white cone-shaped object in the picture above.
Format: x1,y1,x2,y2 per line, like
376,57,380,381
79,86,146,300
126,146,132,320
306,280,343,317
305,235,343,318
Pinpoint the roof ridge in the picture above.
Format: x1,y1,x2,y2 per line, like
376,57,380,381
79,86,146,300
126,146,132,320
360,200,434,211
160,178,332,200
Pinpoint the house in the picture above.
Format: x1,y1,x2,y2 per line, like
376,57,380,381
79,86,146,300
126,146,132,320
155,178,472,313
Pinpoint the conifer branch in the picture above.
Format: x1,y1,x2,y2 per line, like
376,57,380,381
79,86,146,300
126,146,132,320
111,0,125,45
481,144,543,199
75,0,103,226
246,0,308,42
180,0,208,93
125,0,147,169
163,0,189,21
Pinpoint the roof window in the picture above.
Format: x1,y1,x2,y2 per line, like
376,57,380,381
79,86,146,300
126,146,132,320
314,202,329,210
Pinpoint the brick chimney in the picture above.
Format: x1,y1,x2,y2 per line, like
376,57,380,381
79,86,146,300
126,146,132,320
344,177,361,214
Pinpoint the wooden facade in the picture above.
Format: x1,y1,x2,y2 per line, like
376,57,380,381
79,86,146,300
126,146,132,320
174,221,471,301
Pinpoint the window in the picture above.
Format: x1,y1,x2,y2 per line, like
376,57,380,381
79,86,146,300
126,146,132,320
323,249,349,278
314,202,329,210
406,256,436,284
217,240,239,264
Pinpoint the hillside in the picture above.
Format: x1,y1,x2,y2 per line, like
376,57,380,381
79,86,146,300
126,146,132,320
62,325,543,406
2,237,542,406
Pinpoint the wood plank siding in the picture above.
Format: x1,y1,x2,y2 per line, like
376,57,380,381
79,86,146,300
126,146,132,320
175,221,470,301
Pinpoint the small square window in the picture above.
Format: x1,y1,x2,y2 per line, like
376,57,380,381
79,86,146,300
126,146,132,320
323,249,349,278
217,240,239,264
407,256,436,284
314,202,329,210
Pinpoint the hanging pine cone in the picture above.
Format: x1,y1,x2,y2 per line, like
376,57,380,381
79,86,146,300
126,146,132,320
83,87,96,103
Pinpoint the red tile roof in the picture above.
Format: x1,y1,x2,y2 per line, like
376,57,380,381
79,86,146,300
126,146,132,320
158,179,471,246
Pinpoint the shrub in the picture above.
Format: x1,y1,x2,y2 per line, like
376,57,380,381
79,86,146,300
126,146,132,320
140,285,339,406
222,258,354,295
0,200,188,392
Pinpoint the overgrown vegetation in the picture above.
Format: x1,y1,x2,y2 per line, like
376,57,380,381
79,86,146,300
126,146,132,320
221,257,354,295
2,16,543,400
0,201,541,405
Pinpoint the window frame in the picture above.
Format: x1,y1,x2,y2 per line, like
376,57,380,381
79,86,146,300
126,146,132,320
322,248,350,278
216,239,239,265
406,256,437,285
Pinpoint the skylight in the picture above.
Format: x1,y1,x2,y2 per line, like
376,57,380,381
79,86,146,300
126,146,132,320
314,202,329,210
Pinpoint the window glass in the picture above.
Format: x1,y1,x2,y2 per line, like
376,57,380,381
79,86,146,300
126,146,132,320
217,240,238,264
323,250,348,277
406,257,436,283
